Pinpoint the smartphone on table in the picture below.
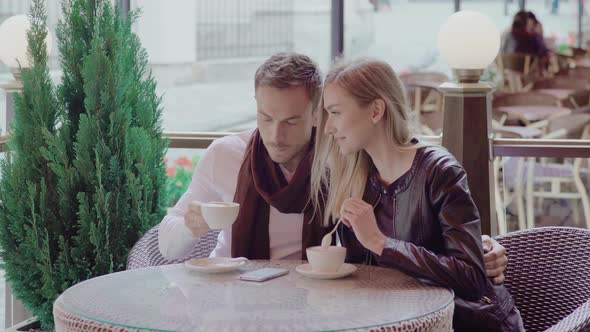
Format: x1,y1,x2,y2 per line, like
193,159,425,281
239,267,289,282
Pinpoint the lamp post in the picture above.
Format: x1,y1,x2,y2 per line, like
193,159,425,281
437,10,501,235
0,14,52,134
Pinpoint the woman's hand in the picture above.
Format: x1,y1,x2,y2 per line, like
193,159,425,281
482,235,508,284
340,198,387,255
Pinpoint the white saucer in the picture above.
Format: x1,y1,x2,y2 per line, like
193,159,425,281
184,257,248,273
295,263,357,279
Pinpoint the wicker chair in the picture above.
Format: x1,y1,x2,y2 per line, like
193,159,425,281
495,227,590,332
498,53,542,92
126,224,220,270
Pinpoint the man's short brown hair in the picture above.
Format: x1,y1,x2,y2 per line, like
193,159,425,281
254,52,323,109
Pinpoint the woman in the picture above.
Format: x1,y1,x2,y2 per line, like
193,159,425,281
310,58,524,331
511,11,549,64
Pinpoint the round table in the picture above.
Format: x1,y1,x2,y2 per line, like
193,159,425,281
494,105,571,124
535,89,576,101
53,260,455,332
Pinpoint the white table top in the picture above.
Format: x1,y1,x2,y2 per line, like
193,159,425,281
54,260,454,332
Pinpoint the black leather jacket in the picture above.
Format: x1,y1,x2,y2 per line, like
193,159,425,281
340,146,524,331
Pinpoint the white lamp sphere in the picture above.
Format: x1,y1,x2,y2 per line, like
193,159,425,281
437,10,500,70
0,15,53,69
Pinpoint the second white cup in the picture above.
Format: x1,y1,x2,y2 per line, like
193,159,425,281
306,246,346,273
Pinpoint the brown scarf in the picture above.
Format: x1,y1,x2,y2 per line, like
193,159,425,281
231,129,328,259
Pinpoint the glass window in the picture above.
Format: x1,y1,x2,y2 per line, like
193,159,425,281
462,0,579,53
1,1,333,134
131,0,332,132
345,0,456,76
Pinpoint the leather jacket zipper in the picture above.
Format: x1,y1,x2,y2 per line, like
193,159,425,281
392,196,396,237
365,192,383,266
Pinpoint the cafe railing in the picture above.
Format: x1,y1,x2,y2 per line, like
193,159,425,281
1,131,590,328
0,137,588,235
1,132,589,158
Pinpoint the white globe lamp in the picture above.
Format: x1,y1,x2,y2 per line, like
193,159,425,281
437,10,500,83
0,14,53,79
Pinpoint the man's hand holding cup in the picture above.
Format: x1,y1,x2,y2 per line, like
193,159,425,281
184,201,210,237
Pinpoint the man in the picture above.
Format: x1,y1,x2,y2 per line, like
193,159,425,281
158,52,507,284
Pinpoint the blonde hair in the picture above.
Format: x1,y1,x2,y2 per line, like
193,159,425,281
310,58,422,226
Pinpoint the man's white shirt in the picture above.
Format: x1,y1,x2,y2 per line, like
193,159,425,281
158,129,304,260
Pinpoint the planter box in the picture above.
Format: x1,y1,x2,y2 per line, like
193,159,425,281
6,318,45,332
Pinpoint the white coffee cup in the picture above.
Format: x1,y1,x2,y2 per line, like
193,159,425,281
200,202,240,229
306,245,346,273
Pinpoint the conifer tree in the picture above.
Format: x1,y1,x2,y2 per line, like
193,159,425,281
0,0,167,327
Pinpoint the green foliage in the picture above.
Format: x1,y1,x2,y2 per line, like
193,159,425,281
0,0,168,327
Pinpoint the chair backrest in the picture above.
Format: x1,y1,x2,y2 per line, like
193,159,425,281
493,91,560,107
563,89,590,110
399,71,448,107
554,53,574,75
126,225,220,270
499,53,544,92
495,227,590,332
571,47,588,57
547,113,590,141
399,71,449,135
501,53,540,74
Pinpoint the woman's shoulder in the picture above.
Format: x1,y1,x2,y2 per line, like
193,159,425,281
417,145,464,172
416,146,470,195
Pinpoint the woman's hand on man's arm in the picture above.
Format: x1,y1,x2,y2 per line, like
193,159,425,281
482,235,508,285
